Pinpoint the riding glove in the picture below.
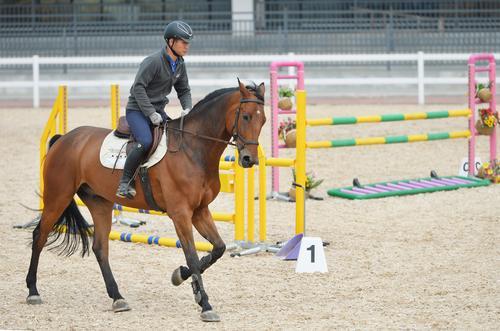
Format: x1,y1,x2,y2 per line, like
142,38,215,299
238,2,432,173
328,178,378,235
149,112,163,125
181,108,191,117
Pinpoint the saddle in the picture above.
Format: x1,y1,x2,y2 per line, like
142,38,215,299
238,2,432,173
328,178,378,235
114,116,165,159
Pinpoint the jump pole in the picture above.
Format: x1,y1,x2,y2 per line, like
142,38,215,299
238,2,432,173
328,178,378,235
295,90,306,235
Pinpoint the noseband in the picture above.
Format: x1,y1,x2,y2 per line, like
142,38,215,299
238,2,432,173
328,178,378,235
231,97,264,151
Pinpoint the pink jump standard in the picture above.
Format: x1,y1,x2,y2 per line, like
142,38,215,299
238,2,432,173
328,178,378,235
270,61,305,197
468,53,497,176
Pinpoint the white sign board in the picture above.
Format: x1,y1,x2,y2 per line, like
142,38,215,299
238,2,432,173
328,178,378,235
459,157,482,176
295,237,328,273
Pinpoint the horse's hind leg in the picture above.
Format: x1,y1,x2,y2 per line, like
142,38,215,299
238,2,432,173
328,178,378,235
79,189,130,312
26,190,74,304
171,206,225,287
171,209,220,322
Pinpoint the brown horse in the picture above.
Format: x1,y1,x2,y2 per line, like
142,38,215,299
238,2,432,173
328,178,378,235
26,81,266,322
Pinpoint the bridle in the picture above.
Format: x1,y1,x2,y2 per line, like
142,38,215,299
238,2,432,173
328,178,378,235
230,97,264,150
166,96,264,152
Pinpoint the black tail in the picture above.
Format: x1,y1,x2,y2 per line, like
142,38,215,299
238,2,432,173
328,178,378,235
35,133,93,257
44,199,93,257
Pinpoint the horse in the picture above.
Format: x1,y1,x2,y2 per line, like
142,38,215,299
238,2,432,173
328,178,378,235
26,80,266,322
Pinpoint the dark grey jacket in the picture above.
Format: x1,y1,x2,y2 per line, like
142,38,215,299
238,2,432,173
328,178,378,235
127,47,192,117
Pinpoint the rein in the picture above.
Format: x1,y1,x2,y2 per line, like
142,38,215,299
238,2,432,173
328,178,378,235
166,97,264,151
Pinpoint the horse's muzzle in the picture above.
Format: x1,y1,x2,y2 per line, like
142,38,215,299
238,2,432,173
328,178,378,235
239,151,258,168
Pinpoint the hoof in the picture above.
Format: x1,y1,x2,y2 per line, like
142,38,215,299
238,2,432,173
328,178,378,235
200,310,220,322
171,267,184,286
26,295,42,305
112,299,131,313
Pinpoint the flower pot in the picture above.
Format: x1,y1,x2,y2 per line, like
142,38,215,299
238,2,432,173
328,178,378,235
288,187,309,201
285,129,297,148
476,166,488,179
475,120,495,136
477,88,492,103
477,167,500,183
278,97,293,110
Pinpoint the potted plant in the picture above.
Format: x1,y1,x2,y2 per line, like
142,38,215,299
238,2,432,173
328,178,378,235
278,86,294,110
476,82,492,103
475,107,499,135
278,117,297,147
288,169,324,200
477,159,500,183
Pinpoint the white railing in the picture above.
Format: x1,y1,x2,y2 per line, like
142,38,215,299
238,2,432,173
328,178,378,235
0,52,499,107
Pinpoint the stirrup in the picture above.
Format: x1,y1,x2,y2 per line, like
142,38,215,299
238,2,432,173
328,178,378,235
116,182,136,199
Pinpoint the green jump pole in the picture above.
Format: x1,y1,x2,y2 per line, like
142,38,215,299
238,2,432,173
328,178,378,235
306,130,471,148
306,109,471,126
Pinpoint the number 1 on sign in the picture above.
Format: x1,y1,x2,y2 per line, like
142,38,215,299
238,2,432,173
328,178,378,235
296,237,328,273
307,244,315,263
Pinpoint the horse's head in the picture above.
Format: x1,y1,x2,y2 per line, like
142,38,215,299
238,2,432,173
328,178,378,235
228,80,266,168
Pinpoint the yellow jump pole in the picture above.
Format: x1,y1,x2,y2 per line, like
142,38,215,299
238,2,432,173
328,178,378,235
258,145,267,242
110,84,120,129
234,150,245,241
294,90,307,235
110,84,121,220
58,85,68,134
247,166,255,243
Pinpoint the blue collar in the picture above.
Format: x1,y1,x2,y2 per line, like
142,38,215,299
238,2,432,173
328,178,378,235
166,54,178,73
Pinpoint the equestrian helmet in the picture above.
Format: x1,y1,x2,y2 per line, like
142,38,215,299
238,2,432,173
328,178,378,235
164,21,193,43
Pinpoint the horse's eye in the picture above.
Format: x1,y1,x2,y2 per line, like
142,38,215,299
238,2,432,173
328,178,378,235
242,114,251,121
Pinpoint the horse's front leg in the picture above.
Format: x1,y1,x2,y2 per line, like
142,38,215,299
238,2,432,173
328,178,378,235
171,208,220,322
171,206,226,287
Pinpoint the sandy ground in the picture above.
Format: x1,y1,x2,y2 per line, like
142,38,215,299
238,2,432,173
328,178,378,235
0,100,499,330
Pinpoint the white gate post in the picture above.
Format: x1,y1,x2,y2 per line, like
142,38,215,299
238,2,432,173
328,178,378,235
417,51,425,105
33,55,40,108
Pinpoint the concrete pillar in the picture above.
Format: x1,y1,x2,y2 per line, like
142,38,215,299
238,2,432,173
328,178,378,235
232,0,254,36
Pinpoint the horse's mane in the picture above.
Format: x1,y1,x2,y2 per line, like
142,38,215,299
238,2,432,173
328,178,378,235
189,82,264,116
189,87,235,115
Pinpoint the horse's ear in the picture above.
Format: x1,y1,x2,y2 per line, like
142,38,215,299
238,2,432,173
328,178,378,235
237,78,250,97
257,82,265,97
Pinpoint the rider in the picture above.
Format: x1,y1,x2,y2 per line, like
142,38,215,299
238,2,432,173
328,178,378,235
116,20,194,199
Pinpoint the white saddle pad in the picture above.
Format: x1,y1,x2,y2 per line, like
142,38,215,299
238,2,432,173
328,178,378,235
99,131,168,170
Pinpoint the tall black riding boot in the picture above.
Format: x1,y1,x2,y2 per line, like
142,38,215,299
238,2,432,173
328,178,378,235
116,143,146,199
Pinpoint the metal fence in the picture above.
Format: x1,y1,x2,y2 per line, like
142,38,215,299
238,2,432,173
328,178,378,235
1,0,500,56
4,52,498,107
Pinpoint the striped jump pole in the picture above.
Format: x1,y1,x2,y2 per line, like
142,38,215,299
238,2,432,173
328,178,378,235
306,131,471,149
55,226,213,252
109,231,213,252
306,109,471,126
